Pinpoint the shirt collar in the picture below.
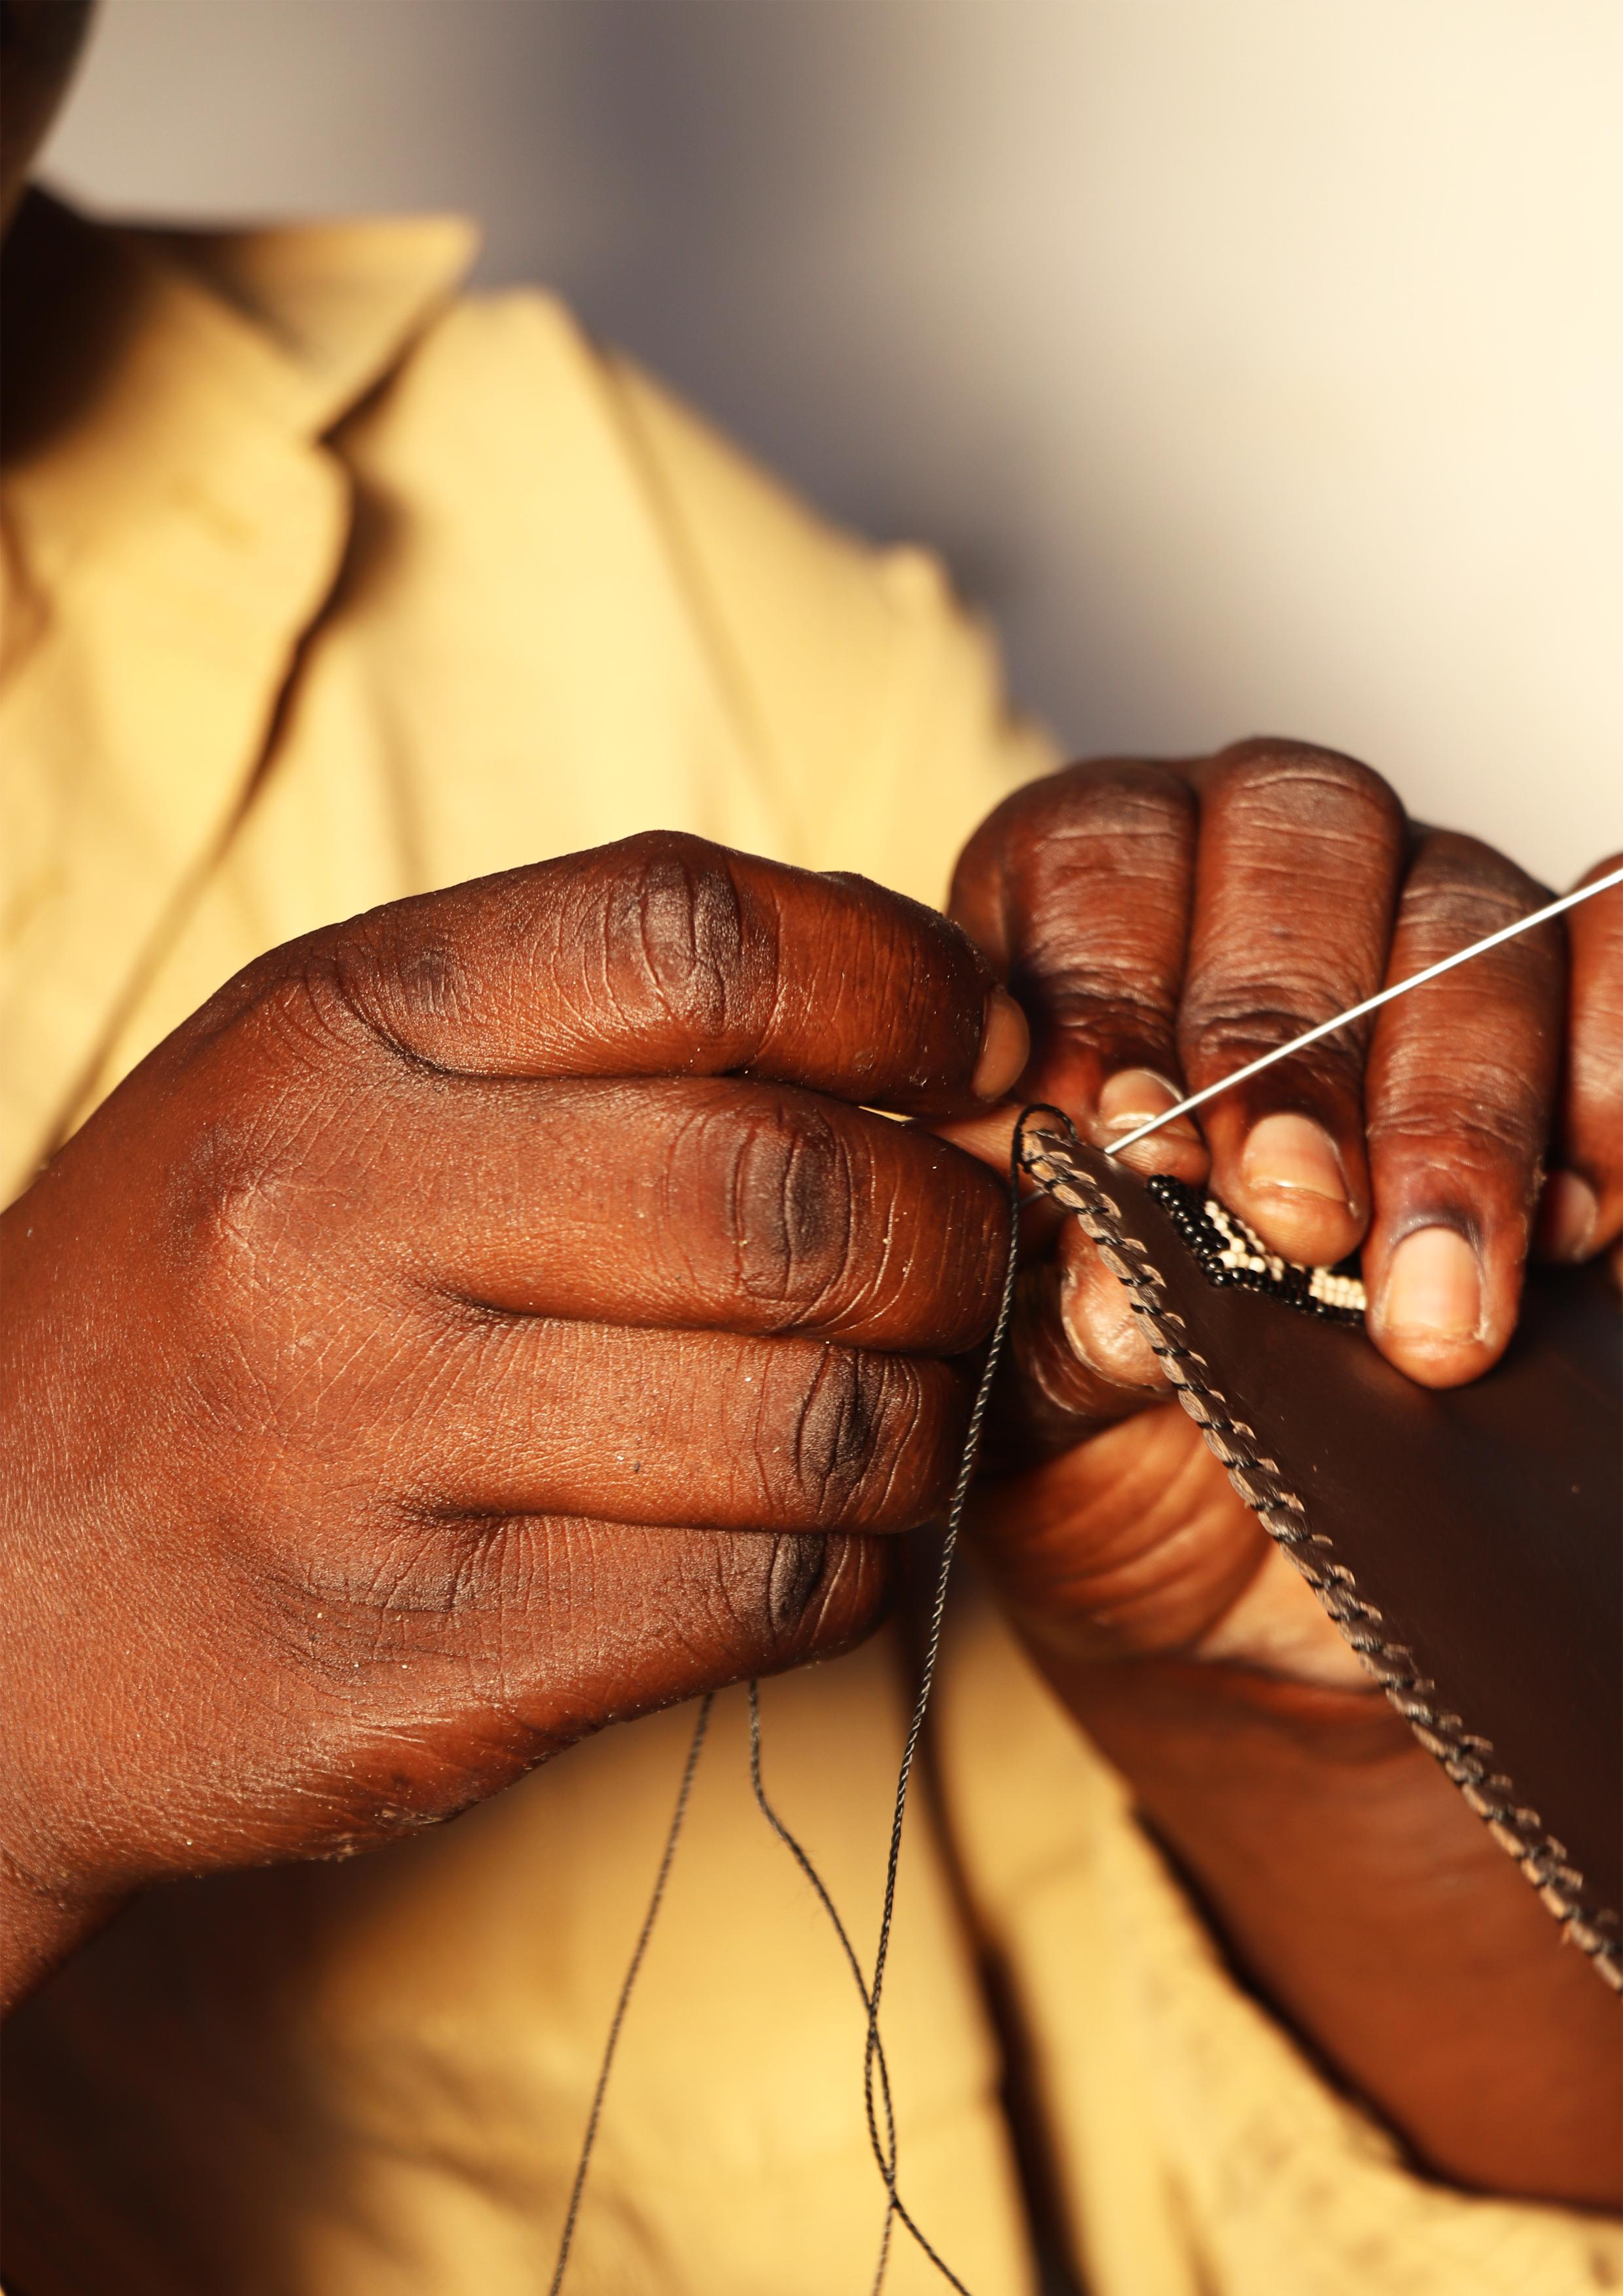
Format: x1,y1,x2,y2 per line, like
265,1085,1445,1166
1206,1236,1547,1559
0,194,476,1196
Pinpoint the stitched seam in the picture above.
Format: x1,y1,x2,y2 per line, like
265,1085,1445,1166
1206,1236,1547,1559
1019,1125,1622,1992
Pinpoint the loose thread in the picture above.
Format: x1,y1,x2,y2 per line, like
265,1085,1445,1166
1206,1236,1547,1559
542,868,1622,2286
1104,861,1623,1157
849,1105,1047,2295
746,1681,899,2295
548,1107,1048,2295
547,1689,715,2296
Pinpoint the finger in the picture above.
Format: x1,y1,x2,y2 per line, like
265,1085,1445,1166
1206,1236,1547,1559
988,1219,1170,1465
948,759,1201,1454
1363,831,1563,1386
364,1323,971,1537
972,1407,1266,1661
360,1075,1008,1354
1178,738,1406,1264
948,760,1207,1181
490,1523,896,1717
1539,855,1623,1263
279,831,1027,1116
302,1521,896,1814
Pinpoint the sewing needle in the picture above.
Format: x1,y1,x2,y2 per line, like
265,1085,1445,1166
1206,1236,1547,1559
1107,861,1623,1157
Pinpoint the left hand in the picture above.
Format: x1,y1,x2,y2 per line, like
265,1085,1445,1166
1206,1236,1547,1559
944,738,1622,1687
936,742,1623,2209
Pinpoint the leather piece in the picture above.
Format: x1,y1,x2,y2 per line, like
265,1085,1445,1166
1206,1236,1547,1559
1030,1136,1622,1971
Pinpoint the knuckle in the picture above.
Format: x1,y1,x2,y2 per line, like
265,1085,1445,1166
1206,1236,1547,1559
1020,770,1193,922
763,1532,834,1637
163,968,410,1306
762,1530,889,1657
991,769,1195,1041
601,831,765,1048
787,1348,889,1523
1403,829,1545,925
1212,738,1406,842
291,904,481,1077
1180,989,1364,1087
775,1348,932,1530
724,1100,856,1323
1023,960,1181,1048
1369,1079,1546,1185
162,1078,327,1311
1037,755,1197,836
165,1109,287,1285
954,759,1193,936
711,1529,889,1668
1395,843,1561,999
1035,751,1189,797
681,1100,1002,1346
231,929,452,1087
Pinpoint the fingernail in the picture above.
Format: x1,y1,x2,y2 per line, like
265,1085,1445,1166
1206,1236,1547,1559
1096,1067,1200,1146
1240,1112,1351,1208
1380,1226,1484,1344
1539,1170,1597,1263
972,988,1029,1100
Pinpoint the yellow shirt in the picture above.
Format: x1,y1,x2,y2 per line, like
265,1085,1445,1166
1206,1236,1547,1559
1,199,1611,2296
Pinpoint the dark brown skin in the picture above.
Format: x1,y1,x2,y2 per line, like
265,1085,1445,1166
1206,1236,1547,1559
943,744,1623,2208
0,836,1026,2002
3,5,1618,2224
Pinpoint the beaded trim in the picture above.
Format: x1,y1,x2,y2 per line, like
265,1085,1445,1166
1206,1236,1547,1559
1145,1176,1368,1322
1018,1122,1623,1993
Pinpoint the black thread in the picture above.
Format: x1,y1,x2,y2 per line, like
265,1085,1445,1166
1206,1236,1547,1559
550,1108,1047,2292
746,1680,898,2295
546,1689,715,2296
861,1111,1041,2122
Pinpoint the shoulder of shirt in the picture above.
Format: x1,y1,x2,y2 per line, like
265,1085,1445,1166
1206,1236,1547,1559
584,344,1060,881
16,199,1051,901
37,197,1041,768
279,249,1055,891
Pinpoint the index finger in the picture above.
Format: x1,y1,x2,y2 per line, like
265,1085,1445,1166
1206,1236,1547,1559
293,831,1028,1116
946,759,1207,1181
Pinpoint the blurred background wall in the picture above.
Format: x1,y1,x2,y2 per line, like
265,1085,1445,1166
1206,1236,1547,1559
41,0,1622,884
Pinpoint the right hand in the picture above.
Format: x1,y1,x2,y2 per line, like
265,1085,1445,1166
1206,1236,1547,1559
0,833,1022,2003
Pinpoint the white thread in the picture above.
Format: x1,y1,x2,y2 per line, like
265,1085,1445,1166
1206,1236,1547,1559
1108,865,1623,1155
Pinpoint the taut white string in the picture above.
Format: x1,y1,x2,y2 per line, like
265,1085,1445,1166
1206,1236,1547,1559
1107,864,1623,1156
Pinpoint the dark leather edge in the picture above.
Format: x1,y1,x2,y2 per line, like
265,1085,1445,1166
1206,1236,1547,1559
1018,1122,1623,1995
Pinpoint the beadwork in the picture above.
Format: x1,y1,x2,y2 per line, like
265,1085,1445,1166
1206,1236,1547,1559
1145,1175,1368,1323
1018,1119,1622,1994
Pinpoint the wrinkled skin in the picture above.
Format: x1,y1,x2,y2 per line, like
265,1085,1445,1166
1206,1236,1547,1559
952,744,1622,1683
4,755,1616,2212
942,741,1623,2204
3,1,1619,2216
0,836,1024,1992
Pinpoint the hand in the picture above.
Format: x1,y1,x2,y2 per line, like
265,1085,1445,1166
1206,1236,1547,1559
948,742,1621,1687
944,744,1623,2205
0,832,1024,2007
